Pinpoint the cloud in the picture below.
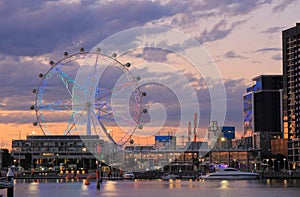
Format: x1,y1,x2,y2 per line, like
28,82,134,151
192,0,272,16
272,54,282,60
197,19,247,43
0,56,49,110
0,110,36,124
0,0,276,56
0,0,177,56
273,0,298,12
0,0,290,135
224,50,247,59
140,48,170,62
262,26,285,34
255,47,281,52
221,78,249,134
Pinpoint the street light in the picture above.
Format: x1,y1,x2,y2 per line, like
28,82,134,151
82,147,87,169
283,158,286,172
169,158,172,173
56,154,59,170
134,158,137,170
107,129,113,137
271,158,275,172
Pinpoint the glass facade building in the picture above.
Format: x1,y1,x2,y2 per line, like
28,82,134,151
243,75,283,157
282,23,300,165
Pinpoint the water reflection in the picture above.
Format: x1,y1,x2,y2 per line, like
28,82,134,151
28,181,39,193
219,180,229,190
11,179,300,197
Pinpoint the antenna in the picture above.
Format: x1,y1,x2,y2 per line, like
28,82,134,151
193,113,198,142
188,121,191,142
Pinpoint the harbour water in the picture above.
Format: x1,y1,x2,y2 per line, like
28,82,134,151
1,179,300,197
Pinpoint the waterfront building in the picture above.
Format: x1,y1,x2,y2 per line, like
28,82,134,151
271,138,288,157
282,23,300,168
11,135,105,170
217,126,235,150
209,149,257,171
154,135,176,150
243,75,283,158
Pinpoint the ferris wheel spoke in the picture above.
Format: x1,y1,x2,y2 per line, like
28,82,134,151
96,108,137,127
34,50,144,146
95,89,112,102
64,113,77,135
55,67,84,97
91,110,117,145
38,99,73,111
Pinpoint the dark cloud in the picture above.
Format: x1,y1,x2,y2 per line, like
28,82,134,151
273,0,298,12
255,47,281,52
191,0,272,16
0,0,284,134
252,60,262,64
0,0,275,55
272,54,282,60
0,0,177,56
224,51,247,59
0,111,36,124
197,20,247,43
262,26,285,34
0,57,48,111
141,48,169,62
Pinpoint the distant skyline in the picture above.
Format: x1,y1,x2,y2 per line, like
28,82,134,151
0,0,299,148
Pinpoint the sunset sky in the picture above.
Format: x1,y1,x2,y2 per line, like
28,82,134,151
0,0,299,149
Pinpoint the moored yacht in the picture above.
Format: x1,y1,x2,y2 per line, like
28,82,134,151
201,168,260,180
161,173,179,180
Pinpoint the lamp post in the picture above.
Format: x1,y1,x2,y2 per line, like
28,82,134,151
199,158,204,174
108,129,113,138
82,147,87,169
169,158,172,173
221,137,226,149
266,159,269,171
56,154,59,170
271,158,275,172
283,158,286,172
134,158,137,170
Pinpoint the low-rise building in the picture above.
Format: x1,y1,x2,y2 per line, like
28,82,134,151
11,135,105,170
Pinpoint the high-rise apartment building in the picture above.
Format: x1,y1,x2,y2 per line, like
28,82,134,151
243,75,283,157
283,23,300,166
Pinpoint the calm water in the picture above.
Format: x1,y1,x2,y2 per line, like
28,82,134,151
1,179,300,197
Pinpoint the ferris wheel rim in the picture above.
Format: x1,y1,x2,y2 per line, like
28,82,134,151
33,49,144,146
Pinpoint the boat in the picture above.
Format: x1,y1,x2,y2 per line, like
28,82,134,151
201,168,260,180
161,173,179,180
123,172,135,180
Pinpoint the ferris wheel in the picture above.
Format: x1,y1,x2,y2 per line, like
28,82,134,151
31,48,147,146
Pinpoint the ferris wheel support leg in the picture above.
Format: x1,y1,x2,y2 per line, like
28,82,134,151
86,104,92,135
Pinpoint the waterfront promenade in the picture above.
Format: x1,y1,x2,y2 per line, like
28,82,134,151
3,170,300,180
